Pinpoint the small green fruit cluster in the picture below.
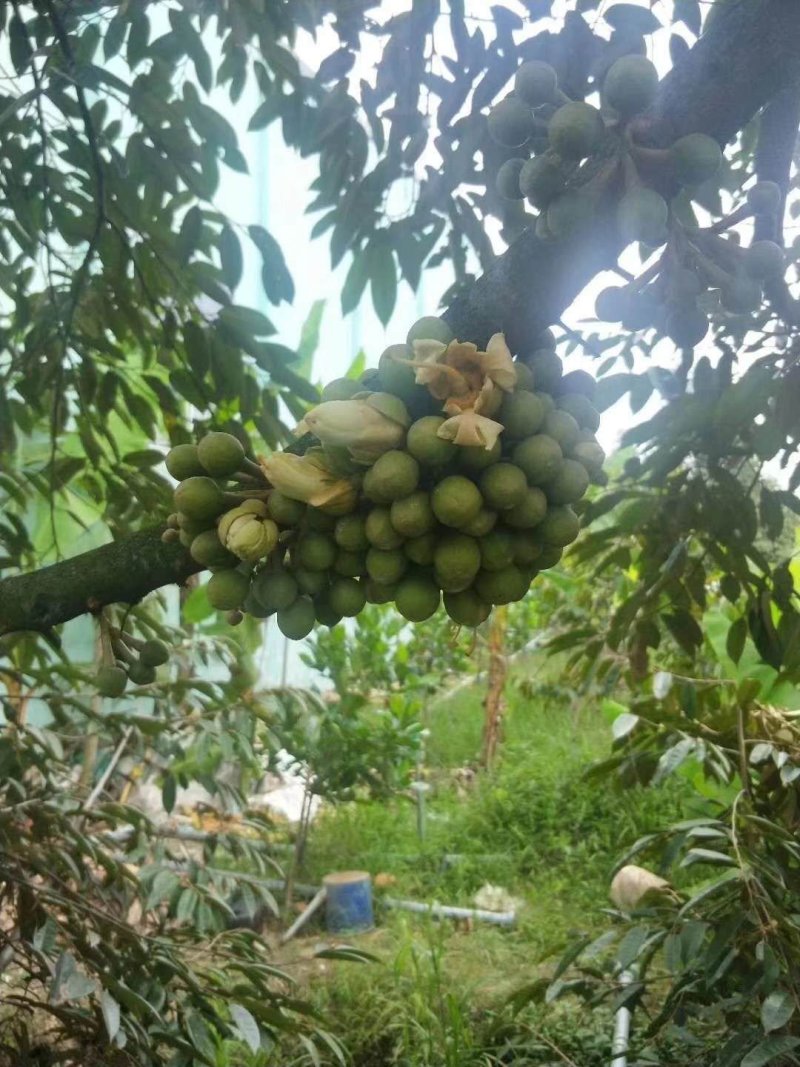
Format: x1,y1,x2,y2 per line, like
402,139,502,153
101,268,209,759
95,631,170,697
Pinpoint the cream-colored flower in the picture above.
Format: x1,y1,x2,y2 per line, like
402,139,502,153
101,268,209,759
438,409,505,449
225,514,279,563
260,451,359,514
218,500,268,544
298,393,410,462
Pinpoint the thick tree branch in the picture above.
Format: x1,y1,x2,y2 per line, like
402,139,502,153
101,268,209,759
2,0,800,637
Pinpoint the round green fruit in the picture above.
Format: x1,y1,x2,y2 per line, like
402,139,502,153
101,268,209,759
365,579,399,604
295,568,329,596
174,477,225,524
406,416,458,467
252,569,299,611
557,370,596,399
475,565,529,605
431,476,483,528
603,55,658,117
515,60,558,107
444,589,491,627
557,393,600,432
395,576,441,622
334,514,369,552
190,530,237,571
511,531,543,566
363,450,419,503
572,439,606,474
513,362,535,392
666,306,708,349
334,549,366,577
197,431,245,478
513,434,563,485
504,487,548,529
744,241,785,280
165,443,205,481
360,368,382,389
365,507,403,549
207,569,250,611
268,490,306,526
314,598,343,628
617,187,668,245
498,390,545,439
406,316,454,347
721,277,762,314
96,665,128,698
366,547,407,585
304,507,337,532
548,102,604,160
537,544,563,569
434,533,481,592
458,438,501,472
405,532,438,566
277,596,316,640
525,348,563,393
329,577,367,618
595,286,630,323
140,639,170,668
543,409,581,452
379,343,419,401
321,377,362,401
496,158,526,200
547,190,595,238
390,491,435,538
544,458,590,505
670,268,703,302
460,508,498,538
519,152,567,209
488,97,534,148
128,660,157,686
479,463,528,511
537,505,580,546
295,533,337,571
747,181,781,215
480,529,515,571
670,133,722,187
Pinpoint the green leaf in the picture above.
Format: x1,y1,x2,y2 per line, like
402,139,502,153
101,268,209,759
218,305,275,342
177,206,203,266
761,988,795,1034
9,15,32,74
368,238,397,326
741,1035,800,1067
230,1003,261,1053
726,617,747,664
100,990,121,1041
604,3,661,34
219,225,243,290
249,225,294,305
162,773,177,814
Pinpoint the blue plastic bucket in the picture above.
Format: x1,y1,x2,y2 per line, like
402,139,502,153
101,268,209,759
323,871,373,933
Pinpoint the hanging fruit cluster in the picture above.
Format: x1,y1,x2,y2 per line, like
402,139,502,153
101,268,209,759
163,318,605,641
490,55,786,348
95,623,170,697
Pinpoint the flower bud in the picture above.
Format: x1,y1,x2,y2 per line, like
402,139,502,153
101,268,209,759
224,514,279,562
218,499,268,544
260,451,359,514
300,393,409,460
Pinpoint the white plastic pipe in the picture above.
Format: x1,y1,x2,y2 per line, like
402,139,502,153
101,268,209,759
610,968,634,1067
384,897,515,926
280,887,327,944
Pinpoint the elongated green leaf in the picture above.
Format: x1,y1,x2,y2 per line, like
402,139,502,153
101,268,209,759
741,1035,800,1067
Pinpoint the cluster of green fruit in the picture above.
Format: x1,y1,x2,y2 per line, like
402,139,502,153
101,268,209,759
594,180,785,348
163,318,605,641
95,630,171,697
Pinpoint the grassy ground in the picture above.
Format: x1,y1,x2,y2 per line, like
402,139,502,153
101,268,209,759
267,656,708,1065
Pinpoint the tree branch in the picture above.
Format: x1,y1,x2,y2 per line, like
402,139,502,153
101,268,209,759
2,0,800,637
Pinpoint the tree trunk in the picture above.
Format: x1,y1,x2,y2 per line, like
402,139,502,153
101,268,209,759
481,606,508,770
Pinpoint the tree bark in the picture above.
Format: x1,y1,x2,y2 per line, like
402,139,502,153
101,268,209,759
1,0,800,636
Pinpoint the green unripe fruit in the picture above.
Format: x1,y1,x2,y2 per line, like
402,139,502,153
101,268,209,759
178,529,195,548
334,550,366,577
496,158,526,200
519,152,567,209
515,60,558,106
525,348,563,393
498,390,545,439
504,486,548,528
363,450,419,503
207,569,250,611
557,370,596,399
544,458,590,505
252,569,299,611
537,391,556,415
514,363,535,392
488,97,534,148
557,393,600,432
295,533,337,571
461,508,498,538
670,133,722,187
395,576,441,622
603,55,658,117
595,286,630,322
321,377,362,401
434,533,481,593
406,416,458,467
174,477,225,524
475,565,529,605
479,463,528,511
329,577,366,618
513,434,563,485
334,514,369,552
744,241,785,279
96,665,128,698
543,409,581,452
747,181,781,216
572,440,606,474
379,344,419,401
721,277,762,313
547,190,595,238
268,491,306,526
190,530,237,570
365,579,399,604
511,531,543,566
365,507,403,549
277,596,315,640
617,187,668,245
537,505,580,546
177,513,212,536
405,532,438,566
458,439,501,472
480,529,515,571
295,568,329,596
533,327,557,350
314,598,343,627
406,316,454,347
431,476,483,528
242,592,271,619
548,102,604,159
366,547,407,585
669,268,703,302
166,443,205,481
537,544,563,569
444,589,491,627
140,639,170,668
360,368,382,389
197,432,245,478
128,660,157,686
666,306,708,349
390,491,435,538
304,507,337,532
